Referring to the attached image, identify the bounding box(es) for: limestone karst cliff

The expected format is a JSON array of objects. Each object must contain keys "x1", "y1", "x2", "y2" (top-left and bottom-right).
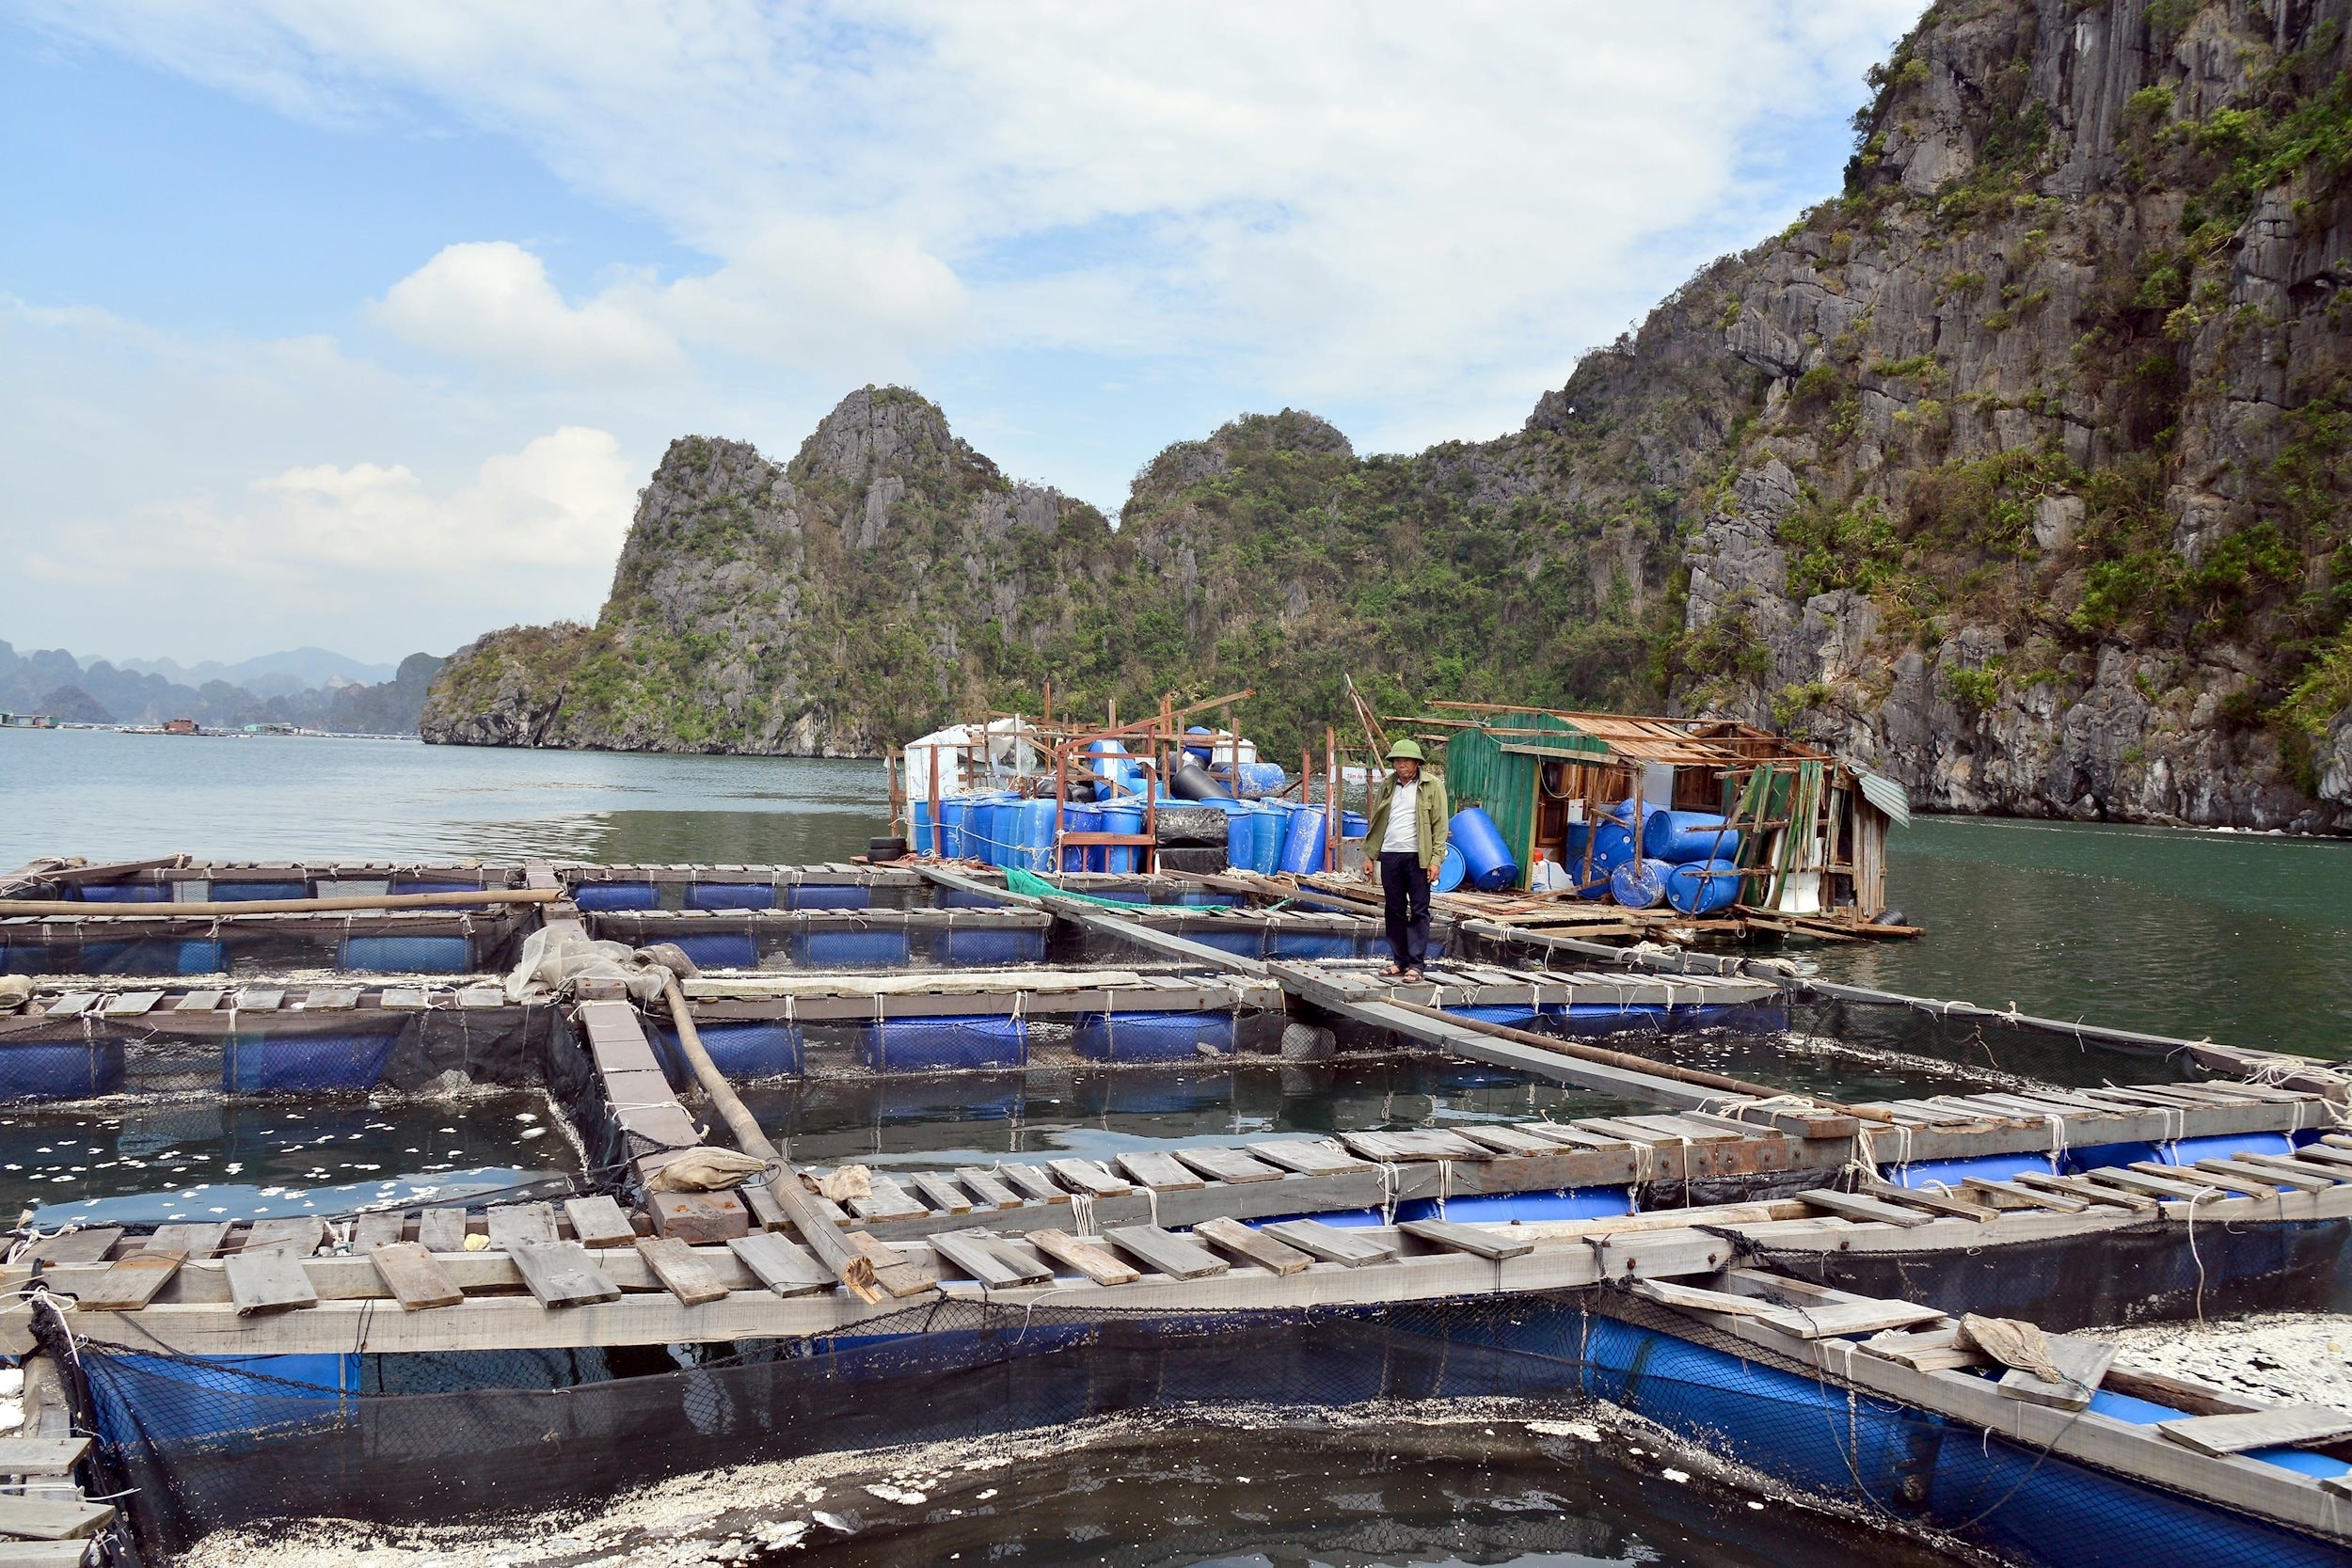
[{"x1": 425, "y1": 0, "x2": 2352, "y2": 830}]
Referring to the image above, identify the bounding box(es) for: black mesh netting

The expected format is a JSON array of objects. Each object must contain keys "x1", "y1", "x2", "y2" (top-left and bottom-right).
[{"x1": 47, "y1": 1290, "x2": 2347, "y2": 1567}]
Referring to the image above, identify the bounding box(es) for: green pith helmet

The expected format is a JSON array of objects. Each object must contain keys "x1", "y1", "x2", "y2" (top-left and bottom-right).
[{"x1": 1386, "y1": 738, "x2": 1425, "y2": 763}]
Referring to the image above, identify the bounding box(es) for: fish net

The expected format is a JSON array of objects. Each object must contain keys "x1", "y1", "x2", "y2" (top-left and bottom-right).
[{"x1": 34, "y1": 1288, "x2": 2347, "y2": 1568}]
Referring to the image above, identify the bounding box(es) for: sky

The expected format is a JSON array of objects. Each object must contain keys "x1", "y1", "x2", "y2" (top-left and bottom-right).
[{"x1": 0, "y1": 1, "x2": 1922, "y2": 668}]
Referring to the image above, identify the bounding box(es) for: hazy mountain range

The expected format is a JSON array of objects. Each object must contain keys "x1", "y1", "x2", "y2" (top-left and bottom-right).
[{"x1": 2, "y1": 641, "x2": 442, "y2": 733}]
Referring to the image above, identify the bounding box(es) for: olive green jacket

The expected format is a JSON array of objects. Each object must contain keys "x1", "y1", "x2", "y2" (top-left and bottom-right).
[{"x1": 1362, "y1": 771, "x2": 1450, "y2": 870}]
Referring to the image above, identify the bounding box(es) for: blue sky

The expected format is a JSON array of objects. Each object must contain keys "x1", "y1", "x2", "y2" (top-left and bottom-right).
[{"x1": 0, "y1": 1, "x2": 1920, "y2": 666}]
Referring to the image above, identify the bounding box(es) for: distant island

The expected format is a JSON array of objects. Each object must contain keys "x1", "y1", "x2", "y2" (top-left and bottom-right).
[{"x1": 0, "y1": 642, "x2": 445, "y2": 735}]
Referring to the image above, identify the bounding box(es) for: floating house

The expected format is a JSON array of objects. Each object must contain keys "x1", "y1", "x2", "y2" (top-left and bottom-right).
[{"x1": 1425, "y1": 704, "x2": 1907, "y2": 923}]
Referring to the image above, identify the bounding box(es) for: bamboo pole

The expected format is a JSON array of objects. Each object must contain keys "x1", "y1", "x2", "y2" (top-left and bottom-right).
[
  {"x1": 660, "y1": 977, "x2": 879, "y2": 1301},
  {"x1": 0, "y1": 889, "x2": 563, "y2": 918}
]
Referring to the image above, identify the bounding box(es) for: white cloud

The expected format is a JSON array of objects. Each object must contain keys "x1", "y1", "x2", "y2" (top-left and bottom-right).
[
  {"x1": 371, "y1": 241, "x2": 684, "y2": 377},
  {"x1": 31, "y1": 1, "x2": 1919, "y2": 420}
]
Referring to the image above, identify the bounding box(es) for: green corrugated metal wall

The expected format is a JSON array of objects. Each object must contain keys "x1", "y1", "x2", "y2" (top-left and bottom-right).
[{"x1": 1440, "y1": 712, "x2": 1593, "y2": 888}]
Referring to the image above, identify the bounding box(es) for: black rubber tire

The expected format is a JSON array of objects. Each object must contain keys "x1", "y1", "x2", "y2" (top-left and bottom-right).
[{"x1": 867, "y1": 835, "x2": 908, "y2": 863}]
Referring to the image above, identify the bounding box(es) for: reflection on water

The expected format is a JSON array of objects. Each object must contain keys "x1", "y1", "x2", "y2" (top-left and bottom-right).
[
  {"x1": 0, "y1": 729, "x2": 885, "y2": 866},
  {"x1": 1811, "y1": 815, "x2": 2352, "y2": 1057},
  {"x1": 787, "y1": 1414, "x2": 1968, "y2": 1568},
  {"x1": 0, "y1": 1091, "x2": 578, "y2": 1224}
]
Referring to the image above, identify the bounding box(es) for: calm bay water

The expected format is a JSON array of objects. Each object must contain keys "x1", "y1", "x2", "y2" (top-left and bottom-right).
[{"x1": 7, "y1": 727, "x2": 2344, "y2": 1053}]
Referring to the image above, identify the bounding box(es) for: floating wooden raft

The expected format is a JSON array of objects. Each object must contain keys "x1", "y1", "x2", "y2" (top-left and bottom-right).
[
  {"x1": 560, "y1": 863, "x2": 927, "y2": 888},
  {"x1": 9, "y1": 982, "x2": 508, "y2": 1029},
  {"x1": 1616, "y1": 1271, "x2": 2352, "y2": 1543},
  {"x1": 683, "y1": 969, "x2": 1281, "y2": 1022}
]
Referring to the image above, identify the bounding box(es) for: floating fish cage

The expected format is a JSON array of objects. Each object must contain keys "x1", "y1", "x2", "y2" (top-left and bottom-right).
[{"x1": 0, "y1": 851, "x2": 2347, "y2": 1566}]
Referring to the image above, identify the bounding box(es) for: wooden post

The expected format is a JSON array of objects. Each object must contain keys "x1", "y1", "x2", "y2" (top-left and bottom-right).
[
  {"x1": 659, "y1": 979, "x2": 878, "y2": 1301},
  {"x1": 1326, "y1": 726, "x2": 1340, "y2": 871},
  {"x1": 926, "y1": 745, "x2": 941, "y2": 858}
]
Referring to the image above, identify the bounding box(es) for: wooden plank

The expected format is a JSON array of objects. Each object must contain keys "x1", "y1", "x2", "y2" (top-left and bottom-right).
[
  {"x1": 634, "y1": 1237, "x2": 731, "y2": 1306},
  {"x1": 2172, "y1": 1162, "x2": 2281, "y2": 1198},
  {"x1": 1116, "y1": 1151, "x2": 1207, "y2": 1192},
  {"x1": 2219, "y1": 1154, "x2": 2340, "y2": 1192},
  {"x1": 953, "y1": 1167, "x2": 1025, "y2": 1209},
  {"x1": 845, "y1": 1232, "x2": 935, "y2": 1299},
  {"x1": 370, "y1": 1243, "x2": 463, "y2": 1311},
  {"x1": 1103, "y1": 1225, "x2": 1229, "y2": 1280},
  {"x1": 352, "y1": 1212, "x2": 405, "y2": 1253},
  {"x1": 1246, "y1": 1140, "x2": 1363, "y2": 1176},
  {"x1": 74, "y1": 1247, "x2": 184, "y2": 1311},
  {"x1": 929, "y1": 1229, "x2": 1045, "y2": 1289},
  {"x1": 25, "y1": 1231, "x2": 120, "y2": 1267},
  {"x1": 1171, "y1": 1146, "x2": 1284, "y2": 1184},
  {"x1": 0, "y1": 1438, "x2": 87, "y2": 1477},
  {"x1": 485, "y1": 1202, "x2": 558, "y2": 1253},
  {"x1": 1192, "y1": 1216, "x2": 1311, "y2": 1275},
  {"x1": 728, "y1": 1232, "x2": 834, "y2": 1297},
  {"x1": 233, "y1": 989, "x2": 284, "y2": 1011},
  {"x1": 1961, "y1": 1178, "x2": 2083, "y2": 1212},
  {"x1": 298, "y1": 987, "x2": 361, "y2": 1011},
  {"x1": 173, "y1": 990, "x2": 225, "y2": 1012},
  {"x1": 2090, "y1": 1167, "x2": 2222, "y2": 1202},
  {"x1": 1798, "y1": 1190, "x2": 1936, "y2": 1228},
  {"x1": 563, "y1": 1195, "x2": 638, "y2": 1250},
  {"x1": 1850, "y1": 1176, "x2": 1993, "y2": 1222},
  {"x1": 0, "y1": 1497, "x2": 112, "y2": 1542},
  {"x1": 1048, "y1": 1159, "x2": 1133, "y2": 1197},
  {"x1": 1998, "y1": 1336, "x2": 2119, "y2": 1411},
  {"x1": 910, "y1": 1173, "x2": 977, "y2": 1215},
  {"x1": 226, "y1": 1250, "x2": 319, "y2": 1316},
  {"x1": 1627, "y1": 1277, "x2": 1820, "y2": 1336},
  {"x1": 2158, "y1": 1406, "x2": 2352, "y2": 1457},
  {"x1": 100, "y1": 990, "x2": 164, "y2": 1018},
  {"x1": 1026, "y1": 1227, "x2": 1139, "y2": 1285},
  {"x1": 240, "y1": 1216, "x2": 326, "y2": 1258},
  {"x1": 1399, "y1": 1218, "x2": 1534, "y2": 1260},
  {"x1": 1262, "y1": 1220, "x2": 1399, "y2": 1267},
  {"x1": 39, "y1": 994, "x2": 97, "y2": 1019},
  {"x1": 998, "y1": 1164, "x2": 1070, "y2": 1205},
  {"x1": 141, "y1": 1221, "x2": 233, "y2": 1259},
  {"x1": 1456, "y1": 1124, "x2": 1579, "y2": 1157},
  {"x1": 418, "y1": 1208, "x2": 470, "y2": 1253},
  {"x1": 848, "y1": 1176, "x2": 930, "y2": 1222},
  {"x1": 509, "y1": 1241, "x2": 622, "y2": 1307},
  {"x1": 2009, "y1": 1171, "x2": 2155, "y2": 1212}
]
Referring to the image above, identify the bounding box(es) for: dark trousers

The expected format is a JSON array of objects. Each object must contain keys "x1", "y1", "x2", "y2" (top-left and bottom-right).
[{"x1": 1379, "y1": 850, "x2": 1431, "y2": 972}]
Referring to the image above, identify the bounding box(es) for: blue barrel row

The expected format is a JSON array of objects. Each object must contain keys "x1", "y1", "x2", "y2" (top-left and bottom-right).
[
  {"x1": 908, "y1": 793, "x2": 1375, "y2": 876},
  {"x1": 1561, "y1": 803, "x2": 1747, "y2": 913}
]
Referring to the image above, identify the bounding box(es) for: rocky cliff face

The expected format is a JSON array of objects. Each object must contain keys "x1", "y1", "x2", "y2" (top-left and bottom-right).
[
  {"x1": 425, "y1": 0, "x2": 2352, "y2": 831},
  {"x1": 1633, "y1": 0, "x2": 2352, "y2": 829}
]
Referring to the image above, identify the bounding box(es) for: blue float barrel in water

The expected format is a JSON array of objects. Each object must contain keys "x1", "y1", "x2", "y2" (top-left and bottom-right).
[
  {"x1": 1610, "y1": 857, "x2": 1672, "y2": 909},
  {"x1": 1644, "y1": 810, "x2": 1743, "y2": 864},
  {"x1": 1279, "y1": 806, "x2": 1328, "y2": 874},
  {"x1": 1664, "y1": 858, "x2": 1741, "y2": 914},
  {"x1": 1449, "y1": 806, "x2": 1518, "y2": 891},
  {"x1": 1434, "y1": 843, "x2": 1467, "y2": 893}
]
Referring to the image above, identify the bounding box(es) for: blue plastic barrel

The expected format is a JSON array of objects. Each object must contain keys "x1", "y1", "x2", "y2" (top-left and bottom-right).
[
  {"x1": 1087, "y1": 738, "x2": 1128, "y2": 780},
  {"x1": 1664, "y1": 858, "x2": 1741, "y2": 914},
  {"x1": 1279, "y1": 806, "x2": 1328, "y2": 874},
  {"x1": 1450, "y1": 806, "x2": 1518, "y2": 891},
  {"x1": 1610, "y1": 857, "x2": 1672, "y2": 909},
  {"x1": 1581, "y1": 819, "x2": 1637, "y2": 899},
  {"x1": 1434, "y1": 843, "x2": 1467, "y2": 893},
  {"x1": 938, "y1": 796, "x2": 971, "y2": 859},
  {"x1": 1015, "y1": 800, "x2": 1058, "y2": 873},
  {"x1": 966, "y1": 799, "x2": 996, "y2": 865},
  {"x1": 910, "y1": 798, "x2": 935, "y2": 857},
  {"x1": 1236, "y1": 762, "x2": 1288, "y2": 798},
  {"x1": 1341, "y1": 811, "x2": 1368, "y2": 840},
  {"x1": 1249, "y1": 802, "x2": 1288, "y2": 874},
  {"x1": 1184, "y1": 724, "x2": 1216, "y2": 764},
  {"x1": 1644, "y1": 810, "x2": 1742, "y2": 864},
  {"x1": 1226, "y1": 804, "x2": 1260, "y2": 871},
  {"x1": 1101, "y1": 804, "x2": 1145, "y2": 875},
  {"x1": 1060, "y1": 804, "x2": 1104, "y2": 872}
]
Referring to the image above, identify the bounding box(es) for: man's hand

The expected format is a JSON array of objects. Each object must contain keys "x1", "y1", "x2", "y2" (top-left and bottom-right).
[{"x1": 1361, "y1": 861, "x2": 1377, "y2": 883}]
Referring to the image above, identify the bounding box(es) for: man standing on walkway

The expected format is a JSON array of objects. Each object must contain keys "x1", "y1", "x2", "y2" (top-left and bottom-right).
[{"x1": 1360, "y1": 738, "x2": 1448, "y2": 980}]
